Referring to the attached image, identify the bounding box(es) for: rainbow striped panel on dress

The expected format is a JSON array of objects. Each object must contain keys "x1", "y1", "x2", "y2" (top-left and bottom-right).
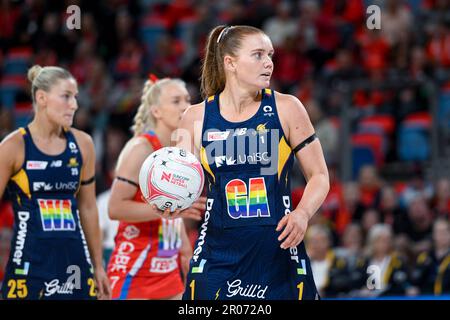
[
  {"x1": 38, "y1": 199, "x2": 76, "y2": 231},
  {"x1": 226, "y1": 178, "x2": 270, "y2": 219}
]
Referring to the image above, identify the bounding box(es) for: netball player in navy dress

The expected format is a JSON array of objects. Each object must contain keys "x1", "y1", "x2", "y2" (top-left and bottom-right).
[
  {"x1": 0, "y1": 65, "x2": 111, "y2": 299},
  {"x1": 176, "y1": 26, "x2": 330, "y2": 300}
]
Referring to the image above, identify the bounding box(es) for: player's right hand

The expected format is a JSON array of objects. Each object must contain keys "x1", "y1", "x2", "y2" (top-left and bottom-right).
[{"x1": 153, "y1": 196, "x2": 206, "y2": 221}]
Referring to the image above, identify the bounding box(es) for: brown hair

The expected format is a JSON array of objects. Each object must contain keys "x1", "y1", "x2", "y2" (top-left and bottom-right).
[
  {"x1": 131, "y1": 78, "x2": 186, "y2": 136},
  {"x1": 200, "y1": 25, "x2": 264, "y2": 99},
  {"x1": 27, "y1": 65, "x2": 75, "y2": 104}
]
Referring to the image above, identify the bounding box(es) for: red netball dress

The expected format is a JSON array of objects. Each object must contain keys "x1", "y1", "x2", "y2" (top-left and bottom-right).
[{"x1": 107, "y1": 131, "x2": 185, "y2": 299}]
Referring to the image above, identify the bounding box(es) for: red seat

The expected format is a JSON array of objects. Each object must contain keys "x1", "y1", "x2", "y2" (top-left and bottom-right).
[
  {"x1": 0, "y1": 75, "x2": 27, "y2": 88},
  {"x1": 15, "y1": 102, "x2": 32, "y2": 111},
  {"x1": 359, "y1": 114, "x2": 395, "y2": 135},
  {"x1": 7, "y1": 47, "x2": 32, "y2": 60},
  {"x1": 403, "y1": 112, "x2": 432, "y2": 129},
  {"x1": 351, "y1": 133, "x2": 385, "y2": 166}
]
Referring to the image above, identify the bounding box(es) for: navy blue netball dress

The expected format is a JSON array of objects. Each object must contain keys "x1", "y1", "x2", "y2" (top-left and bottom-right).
[
  {"x1": 1, "y1": 127, "x2": 96, "y2": 300},
  {"x1": 182, "y1": 89, "x2": 319, "y2": 300}
]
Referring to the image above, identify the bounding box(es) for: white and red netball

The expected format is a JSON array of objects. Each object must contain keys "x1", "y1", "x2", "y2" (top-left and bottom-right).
[{"x1": 139, "y1": 147, "x2": 204, "y2": 212}]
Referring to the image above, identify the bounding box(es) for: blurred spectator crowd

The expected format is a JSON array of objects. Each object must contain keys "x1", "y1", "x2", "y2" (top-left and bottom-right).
[{"x1": 1, "y1": 0, "x2": 449, "y2": 298}]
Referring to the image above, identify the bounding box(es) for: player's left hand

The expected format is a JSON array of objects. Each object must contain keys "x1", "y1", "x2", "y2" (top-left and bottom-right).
[
  {"x1": 276, "y1": 208, "x2": 309, "y2": 249},
  {"x1": 94, "y1": 267, "x2": 112, "y2": 300}
]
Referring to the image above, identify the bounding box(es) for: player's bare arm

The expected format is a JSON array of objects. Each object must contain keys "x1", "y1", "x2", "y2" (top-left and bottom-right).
[{"x1": 275, "y1": 93, "x2": 330, "y2": 249}]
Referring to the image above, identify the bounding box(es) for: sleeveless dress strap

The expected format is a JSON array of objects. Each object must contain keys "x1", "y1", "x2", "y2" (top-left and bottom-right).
[{"x1": 140, "y1": 131, "x2": 163, "y2": 151}]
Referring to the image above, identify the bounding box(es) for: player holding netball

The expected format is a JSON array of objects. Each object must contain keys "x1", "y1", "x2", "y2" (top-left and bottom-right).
[
  {"x1": 175, "y1": 25, "x2": 330, "y2": 300},
  {"x1": 107, "y1": 75, "x2": 206, "y2": 299}
]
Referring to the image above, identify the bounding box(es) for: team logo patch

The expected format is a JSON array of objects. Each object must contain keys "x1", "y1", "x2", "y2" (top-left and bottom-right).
[
  {"x1": 233, "y1": 128, "x2": 248, "y2": 136},
  {"x1": 26, "y1": 161, "x2": 48, "y2": 170},
  {"x1": 256, "y1": 123, "x2": 268, "y2": 134},
  {"x1": 69, "y1": 142, "x2": 78, "y2": 154},
  {"x1": 50, "y1": 160, "x2": 63, "y2": 168},
  {"x1": 214, "y1": 156, "x2": 236, "y2": 168},
  {"x1": 263, "y1": 105, "x2": 274, "y2": 117},
  {"x1": 67, "y1": 157, "x2": 79, "y2": 168},
  {"x1": 33, "y1": 182, "x2": 53, "y2": 191},
  {"x1": 123, "y1": 225, "x2": 140, "y2": 240},
  {"x1": 207, "y1": 131, "x2": 230, "y2": 141}
]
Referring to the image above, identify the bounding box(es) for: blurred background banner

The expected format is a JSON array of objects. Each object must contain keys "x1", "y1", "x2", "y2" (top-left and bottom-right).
[{"x1": 0, "y1": 0, "x2": 449, "y2": 299}]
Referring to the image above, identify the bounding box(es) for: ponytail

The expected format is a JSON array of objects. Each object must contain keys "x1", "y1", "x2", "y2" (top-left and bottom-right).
[
  {"x1": 132, "y1": 79, "x2": 155, "y2": 136},
  {"x1": 200, "y1": 25, "x2": 264, "y2": 99},
  {"x1": 201, "y1": 25, "x2": 227, "y2": 99}
]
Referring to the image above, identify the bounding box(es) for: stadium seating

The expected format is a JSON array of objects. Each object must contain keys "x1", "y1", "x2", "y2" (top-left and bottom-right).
[{"x1": 397, "y1": 112, "x2": 431, "y2": 161}]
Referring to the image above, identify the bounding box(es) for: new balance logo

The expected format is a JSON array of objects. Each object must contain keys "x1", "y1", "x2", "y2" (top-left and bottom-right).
[
  {"x1": 50, "y1": 160, "x2": 63, "y2": 168},
  {"x1": 233, "y1": 128, "x2": 247, "y2": 136}
]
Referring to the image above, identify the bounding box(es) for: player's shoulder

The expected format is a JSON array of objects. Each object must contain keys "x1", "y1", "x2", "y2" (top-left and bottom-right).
[
  {"x1": 0, "y1": 129, "x2": 25, "y2": 152},
  {"x1": 124, "y1": 135, "x2": 154, "y2": 159},
  {"x1": 274, "y1": 92, "x2": 309, "y2": 121},
  {"x1": 274, "y1": 92, "x2": 305, "y2": 110},
  {"x1": 183, "y1": 102, "x2": 205, "y2": 122},
  {"x1": 133, "y1": 134, "x2": 155, "y2": 150},
  {"x1": 70, "y1": 127, "x2": 94, "y2": 147},
  {"x1": 0, "y1": 129, "x2": 26, "y2": 171},
  {"x1": 115, "y1": 135, "x2": 154, "y2": 173}
]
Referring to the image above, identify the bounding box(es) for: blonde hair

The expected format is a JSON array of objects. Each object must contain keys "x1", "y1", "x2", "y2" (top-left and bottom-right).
[
  {"x1": 131, "y1": 78, "x2": 186, "y2": 136},
  {"x1": 306, "y1": 224, "x2": 332, "y2": 244},
  {"x1": 27, "y1": 65, "x2": 75, "y2": 104},
  {"x1": 365, "y1": 224, "x2": 393, "y2": 257},
  {"x1": 201, "y1": 25, "x2": 265, "y2": 99}
]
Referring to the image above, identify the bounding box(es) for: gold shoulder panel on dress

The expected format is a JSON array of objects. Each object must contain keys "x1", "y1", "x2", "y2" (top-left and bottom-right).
[
  {"x1": 11, "y1": 169, "x2": 31, "y2": 199},
  {"x1": 19, "y1": 127, "x2": 26, "y2": 135},
  {"x1": 277, "y1": 136, "x2": 292, "y2": 180},
  {"x1": 200, "y1": 146, "x2": 215, "y2": 184}
]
